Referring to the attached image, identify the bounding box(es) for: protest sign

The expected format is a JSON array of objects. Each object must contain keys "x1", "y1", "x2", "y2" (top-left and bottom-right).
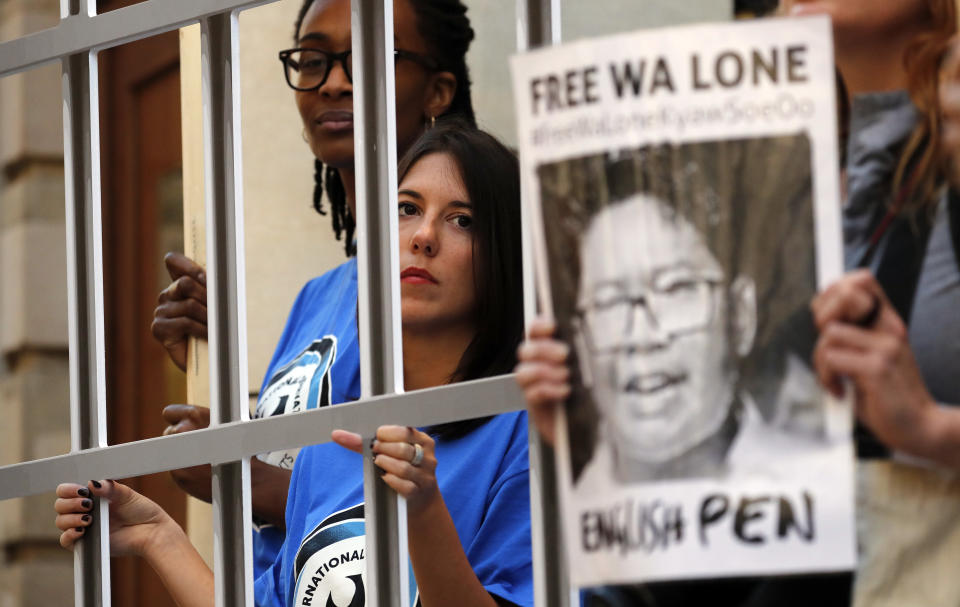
[{"x1": 512, "y1": 16, "x2": 855, "y2": 586}]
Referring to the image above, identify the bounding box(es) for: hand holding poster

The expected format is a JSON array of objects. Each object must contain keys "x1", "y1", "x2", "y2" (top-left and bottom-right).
[{"x1": 511, "y1": 17, "x2": 855, "y2": 586}]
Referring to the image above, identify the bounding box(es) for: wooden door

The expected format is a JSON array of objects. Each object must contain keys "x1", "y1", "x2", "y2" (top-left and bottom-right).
[{"x1": 98, "y1": 2, "x2": 187, "y2": 604}]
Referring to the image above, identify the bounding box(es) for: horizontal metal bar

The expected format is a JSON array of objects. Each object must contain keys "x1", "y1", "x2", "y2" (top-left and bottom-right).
[
  {"x1": 0, "y1": 375, "x2": 524, "y2": 501},
  {"x1": 0, "y1": 0, "x2": 278, "y2": 79}
]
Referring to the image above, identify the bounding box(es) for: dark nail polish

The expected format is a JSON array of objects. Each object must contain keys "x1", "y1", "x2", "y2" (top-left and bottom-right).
[
  {"x1": 77, "y1": 487, "x2": 90, "y2": 498},
  {"x1": 82, "y1": 499, "x2": 92, "y2": 509},
  {"x1": 75, "y1": 527, "x2": 84, "y2": 533},
  {"x1": 82, "y1": 514, "x2": 91, "y2": 522},
  {"x1": 377, "y1": 465, "x2": 387, "y2": 477},
  {"x1": 91, "y1": 480, "x2": 102, "y2": 489}
]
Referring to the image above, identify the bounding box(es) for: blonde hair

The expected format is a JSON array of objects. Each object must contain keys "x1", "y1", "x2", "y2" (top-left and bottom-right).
[{"x1": 893, "y1": 0, "x2": 957, "y2": 215}]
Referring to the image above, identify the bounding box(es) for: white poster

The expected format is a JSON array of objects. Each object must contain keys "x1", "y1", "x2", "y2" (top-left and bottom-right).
[{"x1": 511, "y1": 17, "x2": 855, "y2": 586}]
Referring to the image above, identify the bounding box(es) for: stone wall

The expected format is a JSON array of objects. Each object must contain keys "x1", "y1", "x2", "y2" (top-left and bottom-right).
[{"x1": 0, "y1": 1, "x2": 74, "y2": 605}]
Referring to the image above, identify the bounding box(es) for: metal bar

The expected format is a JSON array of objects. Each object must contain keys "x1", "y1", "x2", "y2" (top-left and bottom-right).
[
  {"x1": 352, "y1": 0, "x2": 406, "y2": 605},
  {"x1": 518, "y1": 0, "x2": 561, "y2": 50},
  {"x1": 0, "y1": 376, "x2": 523, "y2": 502},
  {"x1": 517, "y1": 0, "x2": 569, "y2": 605},
  {"x1": 200, "y1": 11, "x2": 252, "y2": 607},
  {"x1": 62, "y1": 43, "x2": 110, "y2": 607},
  {"x1": 0, "y1": 0, "x2": 280, "y2": 79}
]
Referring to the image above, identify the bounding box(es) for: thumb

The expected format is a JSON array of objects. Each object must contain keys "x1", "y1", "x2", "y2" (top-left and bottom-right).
[
  {"x1": 88, "y1": 479, "x2": 132, "y2": 505},
  {"x1": 162, "y1": 404, "x2": 194, "y2": 425}
]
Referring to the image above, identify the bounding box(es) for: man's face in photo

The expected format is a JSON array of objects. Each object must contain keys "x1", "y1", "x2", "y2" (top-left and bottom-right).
[{"x1": 575, "y1": 195, "x2": 755, "y2": 465}]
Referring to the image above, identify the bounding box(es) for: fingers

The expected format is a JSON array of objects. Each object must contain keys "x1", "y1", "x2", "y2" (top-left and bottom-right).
[
  {"x1": 55, "y1": 482, "x2": 99, "y2": 550},
  {"x1": 515, "y1": 359, "x2": 570, "y2": 432},
  {"x1": 515, "y1": 360, "x2": 570, "y2": 389},
  {"x1": 59, "y1": 526, "x2": 87, "y2": 550},
  {"x1": 154, "y1": 298, "x2": 208, "y2": 326},
  {"x1": 817, "y1": 348, "x2": 884, "y2": 386},
  {"x1": 372, "y1": 439, "x2": 417, "y2": 462},
  {"x1": 522, "y1": 380, "x2": 571, "y2": 409},
  {"x1": 515, "y1": 332, "x2": 568, "y2": 448},
  {"x1": 516, "y1": 337, "x2": 569, "y2": 365},
  {"x1": 157, "y1": 274, "x2": 207, "y2": 306},
  {"x1": 54, "y1": 495, "x2": 94, "y2": 515},
  {"x1": 55, "y1": 512, "x2": 93, "y2": 533},
  {"x1": 56, "y1": 482, "x2": 90, "y2": 499},
  {"x1": 378, "y1": 473, "x2": 420, "y2": 499},
  {"x1": 374, "y1": 425, "x2": 433, "y2": 448},
  {"x1": 152, "y1": 266, "x2": 208, "y2": 372},
  {"x1": 90, "y1": 479, "x2": 138, "y2": 510},
  {"x1": 163, "y1": 252, "x2": 206, "y2": 285},
  {"x1": 813, "y1": 320, "x2": 906, "y2": 397},
  {"x1": 150, "y1": 317, "x2": 207, "y2": 348},
  {"x1": 371, "y1": 426, "x2": 437, "y2": 479},
  {"x1": 330, "y1": 429, "x2": 364, "y2": 453},
  {"x1": 161, "y1": 405, "x2": 211, "y2": 435},
  {"x1": 811, "y1": 270, "x2": 880, "y2": 330},
  {"x1": 372, "y1": 451, "x2": 436, "y2": 494},
  {"x1": 526, "y1": 316, "x2": 556, "y2": 339}
]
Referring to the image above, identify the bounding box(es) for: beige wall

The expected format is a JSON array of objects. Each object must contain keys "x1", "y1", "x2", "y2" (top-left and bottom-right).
[
  {"x1": 239, "y1": 1, "x2": 347, "y2": 392},
  {"x1": 561, "y1": 0, "x2": 731, "y2": 39},
  {"x1": 0, "y1": 1, "x2": 74, "y2": 605}
]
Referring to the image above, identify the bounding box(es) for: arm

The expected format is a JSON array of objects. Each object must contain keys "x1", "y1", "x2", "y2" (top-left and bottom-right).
[
  {"x1": 332, "y1": 426, "x2": 503, "y2": 607},
  {"x1": 407, "y1": 492, "x2": 505, "y2": 607},
  {"x1": 55, "y1": 480, "x2": 214, "y2": 607},
  {"x1": 514, "y1": 317, "x2": 571, "y2": 446},
  {"x1": 163, "y1": 405, "x2": 291, "y2": 528},
  {"x1": 811, "y1": 270, "x2": 960, "y2": 468}
]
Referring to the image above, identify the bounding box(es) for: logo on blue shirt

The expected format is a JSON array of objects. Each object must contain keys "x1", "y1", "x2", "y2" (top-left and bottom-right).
[
  {"x1": 255, "y1": 336, "x2": 338, "y2": 471},
  {"x1": 294, "y1": 504, "x2": 366, "y2": 607}
]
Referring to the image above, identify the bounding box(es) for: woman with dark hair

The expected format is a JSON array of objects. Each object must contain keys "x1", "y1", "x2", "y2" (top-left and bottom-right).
[
  {"x1": 148, "y1": 0, "x2": 481, "y2": 581},
  {"x1": 56, "y1": 122, "x2": 532, "y2": 607}
]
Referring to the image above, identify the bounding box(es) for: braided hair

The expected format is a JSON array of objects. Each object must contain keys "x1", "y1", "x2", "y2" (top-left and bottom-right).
[{"x1": 294, "y1": 0, "x2": 476, "y2": 257}]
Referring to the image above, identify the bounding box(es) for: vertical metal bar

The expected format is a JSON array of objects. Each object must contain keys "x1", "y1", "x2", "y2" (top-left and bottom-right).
[
  {"x1": 518, "y1": 0, "x2": 561, "y2": 49},
  {"x1": 352, "y1": 0, "x2": 406, "y2": 605},
  {"x1": 200, "y1": 11, "x2": 253, "y2": 607},
  {"x1": 517, "y1": 0, "x2": 569, "y2": 605},
  {"x1": 62, "y1": 41, "x2": 110, "y2": 607}
]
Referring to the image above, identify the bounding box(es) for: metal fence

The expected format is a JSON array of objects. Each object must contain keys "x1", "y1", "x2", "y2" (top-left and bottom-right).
[{"x1": 0, "y1": 0, "x2": 566, "y2": 605}]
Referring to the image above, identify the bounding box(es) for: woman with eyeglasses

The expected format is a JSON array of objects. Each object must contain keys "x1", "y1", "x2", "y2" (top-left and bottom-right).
[
  {"x1": 56, "y1": 121, "x2": 533, "y2": 607},
  {"x1": 148, "y1": 0, "x2": 479, "y2": 582}
]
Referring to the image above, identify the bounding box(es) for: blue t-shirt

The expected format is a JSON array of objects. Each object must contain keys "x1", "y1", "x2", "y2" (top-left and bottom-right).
[
  {"x1": 251, "y1": 258, "x2": 362, "y2": 579},
  {"x1": 255, "y1": 411, "x2": 533, "y2": 607}
]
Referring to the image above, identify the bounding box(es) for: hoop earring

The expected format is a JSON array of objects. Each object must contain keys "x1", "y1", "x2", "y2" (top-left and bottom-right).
[
  {"x1": 302, "y1": 128, "x2": 310, "y2": 143},
  {"x1": 430, "y1": 115, "x2": 436, "y2": 129}
]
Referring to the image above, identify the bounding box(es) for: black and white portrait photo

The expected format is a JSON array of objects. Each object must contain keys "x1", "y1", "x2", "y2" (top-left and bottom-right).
[
  {"x1": 538, "y1": 135, "x2": 829, "y2": 488},
  {"x1": 512, "y1": 17, "x2": 854, "y2": 584}
]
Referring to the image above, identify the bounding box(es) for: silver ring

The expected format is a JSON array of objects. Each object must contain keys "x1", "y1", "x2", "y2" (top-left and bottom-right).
[{"x1": 409, "y1": 443, "x2": 424, "y2": 467}]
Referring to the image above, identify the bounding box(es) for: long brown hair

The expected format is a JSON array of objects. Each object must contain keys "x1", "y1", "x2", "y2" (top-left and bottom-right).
[{"x1": 894, "y1": 0, "x2": 957, "y2": 215}]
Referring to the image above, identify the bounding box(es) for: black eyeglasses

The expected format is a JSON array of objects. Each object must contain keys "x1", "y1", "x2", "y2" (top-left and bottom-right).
[{"x1": 278, "y1": 47, "x2": 439, "y2": 92}]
